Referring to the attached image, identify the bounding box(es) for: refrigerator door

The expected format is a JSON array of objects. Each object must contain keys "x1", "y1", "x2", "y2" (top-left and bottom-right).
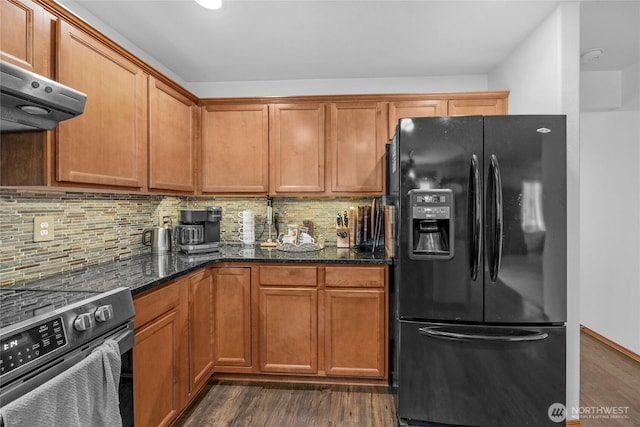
[
  {"x1": 397, "y1": 116, "x2": 484, "y2": 322},
  {"x1": 398, "y1": 321, "x2": 566, "y2": 427},
  {"x1": 483, "y1": 116, "x2": 567, "y2": 324}
]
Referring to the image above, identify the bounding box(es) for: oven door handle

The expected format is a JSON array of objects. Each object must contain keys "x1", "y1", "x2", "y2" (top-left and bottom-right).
[
  {"x1": 80, "y1": 321, "x2": 133, "y2": 355},
  {"x1": 111, "y1": 325, "x2": 134, "y2": 354},
  {"x1": 0, "y1": 321, "x2": 134, "y2": 407}
]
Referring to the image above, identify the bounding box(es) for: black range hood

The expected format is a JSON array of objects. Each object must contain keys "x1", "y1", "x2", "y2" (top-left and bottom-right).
[{"x1": 0, "y1": 60, "x2": 87, "y2": 133}]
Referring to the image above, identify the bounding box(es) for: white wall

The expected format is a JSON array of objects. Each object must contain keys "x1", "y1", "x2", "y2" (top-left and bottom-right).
[
  {"x1": 580, "y1": 61, "x2": 640, "y2": 354},
  {"x1": 488, "y1": 2, "x2": 581, "y2": 421},
  {"x1": 580, "y1": 71, "x2": 622, "y2": 111},
  {"x1": 186, "y1": 75, "x2": 488, "y2": 98}
]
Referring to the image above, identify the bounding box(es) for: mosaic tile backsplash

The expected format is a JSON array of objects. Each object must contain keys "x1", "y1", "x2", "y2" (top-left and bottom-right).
[{"x1": 0, "y1": 189, "x2": 373, "y2": 285}]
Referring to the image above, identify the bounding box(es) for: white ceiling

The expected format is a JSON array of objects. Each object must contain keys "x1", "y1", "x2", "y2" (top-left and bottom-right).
[{"x1": 58, "y1": 0, "x2": 639, "y2": 85}]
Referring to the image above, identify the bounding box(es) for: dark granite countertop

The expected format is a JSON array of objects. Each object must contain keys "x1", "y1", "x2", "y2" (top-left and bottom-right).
[{"x1": 6, "y1": 244, "x2": 390, "y2": 296}]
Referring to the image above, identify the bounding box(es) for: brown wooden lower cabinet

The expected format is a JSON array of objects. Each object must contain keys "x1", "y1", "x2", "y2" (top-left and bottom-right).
[
  {"x1": 254, "y1": 264, "x2": 387, "y2": 380},
  {"x1": 131, "y1": 263, "x2": 388, "y2": 426},
  {"x1": 324, "y1": 289, "x2": 386, "y2": 377},
  {"x1": 188, "y1": 269, "x2": 214, "y2": 395},
  {"x1": 212, "y1": 267, "x2": 252, "y2": 369},
  {"x1": 258, "y1": 287, "x2": 318, "y2": 374},
  {"x1": 324, "y1": 265, "x2": 388, "y2": 379},
  {"x1": 133, "y1": 279, "x2": 186, "y2": 427}
]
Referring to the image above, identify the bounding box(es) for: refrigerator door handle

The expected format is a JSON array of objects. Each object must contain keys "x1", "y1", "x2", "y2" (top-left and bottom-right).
[
  {"x1": 418, "y1": 326, "x2": 548, "y2": 342},
  {"x1": 488, "y1": 154, "x2": 503, "y2": 281},
  {"x1": 469, "y1": 155, "x2": 482, "y2": 281}
]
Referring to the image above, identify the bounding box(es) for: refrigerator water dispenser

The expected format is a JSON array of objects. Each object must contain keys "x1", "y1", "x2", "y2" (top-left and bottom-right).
[{"x1": 408, "y1": 189, "x2": 454, "y2": 260}]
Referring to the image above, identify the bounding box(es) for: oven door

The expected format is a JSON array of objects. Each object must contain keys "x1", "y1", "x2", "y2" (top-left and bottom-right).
[
  {"x1": 119, "y1": 334, "x2": 134, "y2": 427},
  {"x1": 1, "y1": 321, "x2": 134, "y2": 417}
]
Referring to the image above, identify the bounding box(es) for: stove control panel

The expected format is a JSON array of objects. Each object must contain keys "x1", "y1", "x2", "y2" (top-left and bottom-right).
[{"x1": 0, "y1": 317, "x2": 68, "y2": 377}]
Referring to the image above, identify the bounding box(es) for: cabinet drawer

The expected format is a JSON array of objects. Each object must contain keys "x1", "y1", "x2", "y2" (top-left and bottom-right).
[
  {"x1": 325, "y1": 266, "x2": 385, "y2": 288},
  {"x1": 133, "y1": 279, "x2": 182, "y2": 329},
  {"x1": 259, "y1": 266, "x2": 317, "y2": 287}
]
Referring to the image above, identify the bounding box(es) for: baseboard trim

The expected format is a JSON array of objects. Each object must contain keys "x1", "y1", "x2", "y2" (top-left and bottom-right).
[
  {"x1": 581, "y1": 325, "x2": 640, "y2": 363},
  {"x1": 566, "y1": 419, "x2": 581, "y2": 426},
  {"x1": 211, "y1": 373, "x2": 389, "y2": 387}
]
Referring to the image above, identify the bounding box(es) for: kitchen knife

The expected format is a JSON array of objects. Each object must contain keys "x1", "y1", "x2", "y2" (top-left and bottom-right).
[
  {"x1": 348, "y1": 207, "x2": 356, "y2": 247},
  {"x1": 274, "y1": 212, "x2": 279, "y2": 236}
]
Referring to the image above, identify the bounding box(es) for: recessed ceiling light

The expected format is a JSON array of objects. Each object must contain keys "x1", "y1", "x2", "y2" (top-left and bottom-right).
[
  {"x1": 195, "y1": 0, "x2": 222, "y2": 10},
  {"x1": 580, "y1": 48, "x2": 605, "y2": 64}
]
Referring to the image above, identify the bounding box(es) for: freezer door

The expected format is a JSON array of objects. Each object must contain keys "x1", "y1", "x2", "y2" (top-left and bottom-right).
[
  {"x1": 397, "y1": 116, "x2": 484, "y2": 322},
  {"x1": 398, "y1": 321, "x2": 566, "y2": 427},
  {"x1": 483, "y1": 116, "x2": 567, "y2": 323}
]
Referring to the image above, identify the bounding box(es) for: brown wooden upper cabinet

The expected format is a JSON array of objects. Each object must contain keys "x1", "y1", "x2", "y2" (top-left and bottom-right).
[
  {"x1": 148, "y1": 77, "x2": 197, "y2": 193},
  {"x1": 56, "y1": 20, "x2": 148, "y2": 188},
  {"x1": 0, "y1": 0, "x2": 54, "y2": 76},
  {"x1": 387, "y1": 99, "x2": 447, "y2": 140},
  {"x1": 269, "y1": 103, "x2": 325, "y2": 194},
  {"x1": 447, "y1": 97, "x2": 507, "y2": 116},
  {"x1": 329, "y1": 102, "x2": 386, "y2": 194},
  {"x1": 201, "y1": 104, "x2": 269, "y2": 193},
  {"x1": 387, "y1": 94, "x2": 508, "y2": 140}
]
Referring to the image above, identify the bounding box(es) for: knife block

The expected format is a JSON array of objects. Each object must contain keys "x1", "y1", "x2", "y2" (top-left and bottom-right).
[{"x1": 336, "y1": 227, "x2": 350, "y2": 248}]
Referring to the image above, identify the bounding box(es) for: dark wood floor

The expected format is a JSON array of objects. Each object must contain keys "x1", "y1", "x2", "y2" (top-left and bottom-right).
[
  {"x1": 174, "y1": 381, "x2": 396, "y2": 427},
  {"x1": 174, "y1": 331, "x2": 640, "y2": 426}
]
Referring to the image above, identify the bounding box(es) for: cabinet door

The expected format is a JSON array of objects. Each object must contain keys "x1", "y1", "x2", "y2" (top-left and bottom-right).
[
  {"x1": 0, "y1": 0, "x2": 51, "y2": 75},
  {"x1": 388, "y1": 100, "x2": 447, "y2": 139},
  {"x1": 188, "y1": 269, "x2": 213, "y2": 394},
  {"x1": 329, "y1": 102, "x2": 385, "y2": 193},
  {"x1": 212, "y1": 267, "x2": 251, "y2": 368},
  {"x1": 448, "y1": 98, "x2": 507, "y2": 116},
  {"x1": 134, "y1": 310, "x2": 181, "y2": 427},
  {"x1": 149, "y1": 77, "x2": 196, "y2": 192},
  {"x1": 201, "y1": 104, "x2": 268, "y2": 193},
  {"x1": 259, "y1": 287, "x2": 318, "y2": 374},
  {"x1": 57, "y1": 20, "x2": 147, "y2": 188},
  {"x1": 324, "y1": 289, "x2": 386, "y2": 378},
  {"x1": 270, "y1": 103, "x2": 325, "y2": 193}
]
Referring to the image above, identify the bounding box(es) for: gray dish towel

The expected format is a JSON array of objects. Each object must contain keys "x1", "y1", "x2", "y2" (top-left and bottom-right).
[{"x1": 0, "y1": 339, "x2": 123, "y2": 427}]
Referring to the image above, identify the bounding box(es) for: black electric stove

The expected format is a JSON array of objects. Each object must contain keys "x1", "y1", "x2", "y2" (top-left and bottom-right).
[{"x1": 0, "y1": 286, "x2": 135, "y2": 405}]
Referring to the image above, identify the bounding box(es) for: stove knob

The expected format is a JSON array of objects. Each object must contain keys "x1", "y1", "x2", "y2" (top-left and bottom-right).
[
  {"x1": 95, "y1": 305, "x2": 114, "y2": 323},
  {"x1": 74, "y1": 313, "x2": 94, "y2": 332}
]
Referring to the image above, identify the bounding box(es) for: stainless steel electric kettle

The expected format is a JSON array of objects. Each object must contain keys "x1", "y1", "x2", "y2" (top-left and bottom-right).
[{"x1": 142, "y1": 227, "x2": 172, "y2": 254}]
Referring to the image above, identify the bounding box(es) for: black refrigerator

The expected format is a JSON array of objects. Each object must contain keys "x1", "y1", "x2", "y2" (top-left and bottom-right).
[{"x1": 388, "y1": 115, "x2": 567, "y2": 427}]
